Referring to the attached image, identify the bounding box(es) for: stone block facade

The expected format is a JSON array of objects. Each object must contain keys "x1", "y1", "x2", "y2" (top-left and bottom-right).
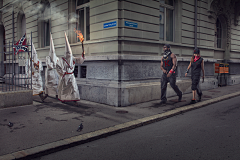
[{"x1": 0, "y1": 0, "x2": 240, "y2": 106}]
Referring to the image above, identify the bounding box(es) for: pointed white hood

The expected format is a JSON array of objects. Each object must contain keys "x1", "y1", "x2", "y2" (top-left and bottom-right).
[
  {"x1": 64, "y1": 32, "x2": 73, "y2": 68},
  {"x1": 29, "y1": 35, "x2": 38, "y2": 63},
  {"x1": 49, "y1": 33, "x2": 57, "y2": 65}
]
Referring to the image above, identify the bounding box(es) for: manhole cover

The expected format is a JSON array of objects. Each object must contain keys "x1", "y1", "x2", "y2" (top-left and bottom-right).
[{"x1": 116, "y1": 110, "x2": 128, "y2": 114}]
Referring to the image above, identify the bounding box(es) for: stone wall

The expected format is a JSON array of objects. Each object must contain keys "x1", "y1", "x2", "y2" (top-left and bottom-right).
[
  {"x1": 0, "y1": 90, "x2": 33, "y2": 108},
  {"x1": 77, "y1": 76, "x2": 219, "y2": 107}
]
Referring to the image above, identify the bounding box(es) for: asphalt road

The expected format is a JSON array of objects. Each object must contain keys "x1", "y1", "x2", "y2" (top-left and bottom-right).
[{"x1": 34, "y1": 96, "x2": 240, "y2": 160}]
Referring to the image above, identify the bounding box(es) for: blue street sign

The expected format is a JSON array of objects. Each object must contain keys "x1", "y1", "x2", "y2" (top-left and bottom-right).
[
  {"x1": 103, "y1": 21, "x2": 117, "y2": 28},
  {"x1": 125, "y1": 21, "x2": 138, "y2": 28}
]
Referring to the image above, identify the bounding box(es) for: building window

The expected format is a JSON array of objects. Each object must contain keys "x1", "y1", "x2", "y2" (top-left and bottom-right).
[
  {"x1": 74, "y1": 66, "x2": 78, "y2": 77},
  {"x1": 38, "y1": 0, "x2": 51, "y2": 48},
  {"x1": 43, "y1": 4, "x2": 50, "y2": 47},
  {"x1": 80, "y1": 66, "x2": 87, "y2": 78},
  {"x1": 19, "y1": 66, "x2": 25, "y2": 74},
  {"x1": 159, "y1": 0, "x2": 174, "y2": 42},
  {"x1": 216, "y1": 18, "x2": 222, "y2": 48},
  {"x1": 76, "y1": 0, "x2": 90, "y2": 42}
]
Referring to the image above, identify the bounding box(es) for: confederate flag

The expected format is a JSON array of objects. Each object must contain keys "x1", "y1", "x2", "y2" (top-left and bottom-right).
[{"x1": 13, "y1": 33, "x2": 28, "y2": 55}]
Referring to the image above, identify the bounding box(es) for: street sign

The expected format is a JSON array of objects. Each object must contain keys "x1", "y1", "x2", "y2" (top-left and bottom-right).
[
  {"x1": 103, "y1": 21, "x2": 117, "y2": 29},
  {"x1": 215, "y1": 63, "x2": 219, "y2": 73},
  {"x1": 124, "y1": 21, "x2": 138, "y2": 28},
  {"x1": 219, "y1": 63, "x2": 224, "y2": 73},
  {"x1": 216, "y1": 63, "x2": 229, "y2": 74},
  {"x1": 224, "y1": 63, "x2": 229, "y2": 74}
]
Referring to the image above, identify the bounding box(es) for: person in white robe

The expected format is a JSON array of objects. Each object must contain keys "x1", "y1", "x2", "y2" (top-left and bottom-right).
[
  {"x1": 56, "y1": 32, "x2": 85, "y2": 104},
  {"x1": 43, "y1": 33, "x2": 59, "y2": 100},
  {"x1": 26, "y1": 36, "x2": 44, "y2": 101}
]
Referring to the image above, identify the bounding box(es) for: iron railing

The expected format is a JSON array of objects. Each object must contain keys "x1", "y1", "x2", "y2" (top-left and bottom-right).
[{"x1": 0, "y1": 32, "x2": 32, "y2": 92}]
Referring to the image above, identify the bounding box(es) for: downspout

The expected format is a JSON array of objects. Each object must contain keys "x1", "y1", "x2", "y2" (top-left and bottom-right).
[{"x1": 194, "y1": 0, "x2": 197, "y2": 48}]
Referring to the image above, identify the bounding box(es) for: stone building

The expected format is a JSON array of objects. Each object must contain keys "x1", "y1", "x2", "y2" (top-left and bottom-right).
[{"x1": 0, "y1": 0, "x2": 240, "y2": 106}]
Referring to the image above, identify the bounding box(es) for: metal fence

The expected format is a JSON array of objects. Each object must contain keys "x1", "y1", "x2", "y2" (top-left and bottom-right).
[{"x1": 0, "y1": 33, "x2": 32, "y2": 92}]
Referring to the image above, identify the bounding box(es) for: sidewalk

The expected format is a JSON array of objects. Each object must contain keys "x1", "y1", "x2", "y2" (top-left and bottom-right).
[{"x1": 1, "y1": 84, "x2": 240, "y2": 160}]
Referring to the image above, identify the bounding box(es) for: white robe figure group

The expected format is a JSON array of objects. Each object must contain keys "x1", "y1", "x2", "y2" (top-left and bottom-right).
[{"x1": 26, "y1": 32, "x2": 85, "y2": 104}]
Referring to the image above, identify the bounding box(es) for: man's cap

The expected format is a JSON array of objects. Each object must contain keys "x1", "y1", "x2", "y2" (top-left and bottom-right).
[
  {"x1": 164, "y1": 44, "x2": 171, "y2": 48},
  {"x1": 193, "y1": 48, "x2": 200, "y2": 54}
]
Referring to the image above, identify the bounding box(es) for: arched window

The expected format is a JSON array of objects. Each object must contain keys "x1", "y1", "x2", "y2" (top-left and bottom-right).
[
  {"x1": 17, "y1": 12, "x2": 26, "y2": 40},
  {"x1": 159, "y1": 0, "x2": 174, "y2": 42},
  {"x1": 76, "y1": 0, "x2": 90, "y2": 41},
  {"x1": 17, "y1": 12, "x2": 26, "y2": 74},
  {"x1": 22, "y1": 15, "x2": 26, "y2": 35},
  {"x1": 216, "y1": 18, "x2": 222, "y2": 48}
]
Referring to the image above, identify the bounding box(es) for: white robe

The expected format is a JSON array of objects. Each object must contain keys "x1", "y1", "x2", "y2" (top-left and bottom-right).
[
  {"x1": 56, "y1": 56, "x2": 84, "y2": 102},
  {"x1": 45, "y1": 56, "x2": 59, "y2": 96},
  {"x1": 26, "y1": 59, "x2": 44, "y2": 95}
]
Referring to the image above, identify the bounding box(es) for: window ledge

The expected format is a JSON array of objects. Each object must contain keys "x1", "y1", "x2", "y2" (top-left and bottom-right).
[{"x1": 214, "y1": 48, "x2": 225, "y2": 51}]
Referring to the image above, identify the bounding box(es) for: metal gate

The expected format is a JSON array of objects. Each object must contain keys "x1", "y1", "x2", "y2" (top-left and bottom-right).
[{"x1": 0, "y1": 33, "x2": 33, "y2": 92}]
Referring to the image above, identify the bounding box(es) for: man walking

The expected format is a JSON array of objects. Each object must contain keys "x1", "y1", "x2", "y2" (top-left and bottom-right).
[{"x1": 160, "y1": 44, "x2": 182, "y2": 105}]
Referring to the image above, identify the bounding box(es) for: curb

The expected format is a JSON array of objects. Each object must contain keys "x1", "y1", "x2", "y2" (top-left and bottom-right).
[{"x1": 1, "y1": 91, "x2": 240, "y2": 160}]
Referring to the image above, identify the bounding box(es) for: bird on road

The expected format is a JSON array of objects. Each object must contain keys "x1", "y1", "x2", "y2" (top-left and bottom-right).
[
  {"x1": 77, "y1": 123, "x2": 83, "y2": 132},
  {"x1": 8, "y1": 122, "x2": 13, "y2": 127}
]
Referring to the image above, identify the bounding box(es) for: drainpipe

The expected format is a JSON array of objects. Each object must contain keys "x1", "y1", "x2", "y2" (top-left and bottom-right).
[{"x1": 194, "y1": 0, "x2": 197, "y2": 48}]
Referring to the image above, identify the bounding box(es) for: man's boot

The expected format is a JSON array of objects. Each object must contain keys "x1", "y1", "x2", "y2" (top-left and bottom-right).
[
  {"x1": 178, "y1": 92, "x2": 182, "y2": 102},
  {"x1": 198, "y1": 93, "x2": 202, "y2": 102}
]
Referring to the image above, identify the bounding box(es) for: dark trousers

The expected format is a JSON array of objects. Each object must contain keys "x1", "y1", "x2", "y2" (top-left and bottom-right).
[
  {"x1": 191, "y1": 75, "x2": 202, "y2": 96},
  {"x1": 161, "y1": 73, "x2": 182, "y2": 101}
]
